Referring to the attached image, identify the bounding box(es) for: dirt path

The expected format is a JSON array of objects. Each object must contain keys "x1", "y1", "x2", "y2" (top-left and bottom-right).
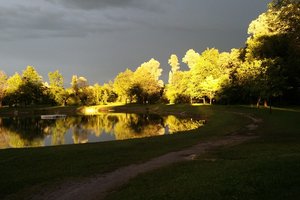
[{"x1": 30, "y1": 114, "x2": 261, "y2": 200}]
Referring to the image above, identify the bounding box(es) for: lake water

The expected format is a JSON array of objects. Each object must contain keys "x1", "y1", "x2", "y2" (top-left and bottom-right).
[{"x1": 0, "y1": 113, "x2": 205, "y2": 149}]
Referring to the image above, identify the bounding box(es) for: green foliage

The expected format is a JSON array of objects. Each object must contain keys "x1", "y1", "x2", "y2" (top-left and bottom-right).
[
  {"x1": 111, "y1": 58, "x2": 164, "y2": 104},
  {"x1": 22, "y1": 65, "x2": 42, "y2": 84},
  {"x1": 221, "y1": 0, "x2": 300, "y2": 105},
  {"x1": 113, "y1": 69, "x2": 134, "y2": 103},
  {"x1": 181, "y1": 48, "x2": 229, "y2": 103},
  {"x1": 48, "y1": 70, "x2": 66, "y2": 105},
  {"x1": 0, "y1": 71, "x2": 7, "y2": 106}
]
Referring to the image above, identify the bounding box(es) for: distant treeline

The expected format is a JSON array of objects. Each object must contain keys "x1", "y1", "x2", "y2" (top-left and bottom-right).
[{"x1": 0, "y1": 0, "x2": 299, "y2": 107}]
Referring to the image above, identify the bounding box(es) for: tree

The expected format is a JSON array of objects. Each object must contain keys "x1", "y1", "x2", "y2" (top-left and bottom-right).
[
  {"x1": 113, "y1": 69, "x2": 134, "y2": 103},
  {"x1": 182, "y1": 48, "x2": 228, "y2": 103},
  {"x1": 4, "y1": 73, "x2": 22, "y2": 106},
  {"x1": 165, "y1": 54, "x2": 190, "y2": 103},
  {"x1": 200, "y1": 75, "x2": 222, "y2": 104},
  {"x1": 18, "y1": 66, "x2": 47, "y2": 106},
  {"x1": 131, "y1": 58, "x2": 164, "y2": 104},
  {"x1": 69, "y1": 75, "x2": 90, "y2": 105},
  {"x1": 22, "y1": 65, "x2": 42, "y2": 84},
  {"x1": 101, "y1": 82, "x2": 117, "y2": 104},
  {"x1": 93, "y1": 83, "x2": 102, "y2": 105},
  {"x1": 48, "y1": 70, "x2": 66, "y2": 105},
  {"x1": 244, "y1": 0, "x2": 300, "y2": 104},
  {"x1": 165, "y1": 71, "x2": 190, "y2": 103},
  {"x1": 168, "y1": 54, "x2": 180, "y2": 84},
  {"x1": 49, "y1": 70, "x2": 64, "y2": 88},
  {"x1": 0, "y1": 71, "x2": 7, "y2": 106}
]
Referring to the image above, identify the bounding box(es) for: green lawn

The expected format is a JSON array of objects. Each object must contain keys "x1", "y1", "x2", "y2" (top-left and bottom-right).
[
  {"x1": 104, "y1": 107, "x2": 300, "y2": 200},
  {"x1": 1, "y1": 105, "x2": 298, "y2": 199},
  {"x1": 0, "y1": 104, "x2": 253, "y2": 199}
]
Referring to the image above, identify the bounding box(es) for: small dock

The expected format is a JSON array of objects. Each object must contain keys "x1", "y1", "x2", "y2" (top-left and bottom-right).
[{"x1": 41, "y1": 114, "x2": 67, "y2": 119}]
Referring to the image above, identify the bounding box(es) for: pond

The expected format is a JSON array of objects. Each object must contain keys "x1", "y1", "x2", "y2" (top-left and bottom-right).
[{"x1": 0, "y1": 113, "x2": 205, "y2": 149}]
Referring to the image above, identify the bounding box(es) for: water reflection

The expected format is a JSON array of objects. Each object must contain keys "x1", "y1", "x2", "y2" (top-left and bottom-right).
[{"x1": 0, "y1": 113, "x2": 205, "y2": 149}]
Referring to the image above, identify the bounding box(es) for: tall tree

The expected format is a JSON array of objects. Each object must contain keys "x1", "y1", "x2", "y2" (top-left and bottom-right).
[
  {"x1": 165, "y1": 54, "x2": 190, "y2": 103},
  {"x1": 18, "y1": 66, "x2": 47, "y2": 106},
  {"x1": 183, "y1": 48, "x2": 228, "y2": 103},
  {"x1": 131, "y1": 58, "x2": 164, "y2": 104},
  {"x1": 244, "y1": 0, "x2": 300, "y2": 104},
  {"x1": 49, "y1": 70, "x2": 64, "y2": 88},
  {"x1": 113, "y1": 69, "x2": 134, "y2": 103},
  {"x1": 168, "y1": 54, "x2": 180, "y2": 84},
  {"x1": 22, "y1": 65, "x2": 42, "y2": 84},
  {"x1": 0, "y1": 71, "x2": 7, "y2": 107},
  {"x1": 48, "y1": 70, "x2": 66, "y2": 105}
]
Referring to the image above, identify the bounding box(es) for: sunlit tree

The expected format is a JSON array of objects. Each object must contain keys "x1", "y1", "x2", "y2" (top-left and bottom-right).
[
  {"x1": 22, "y1": 65, "x2": 42, "y2": 84},
  {"x1": 113, "y1": 69, "x2": 134, "y2": 103},
  {"x1": 165, "y1": 54, "x2": 190, "y2": 103},
  {"x1": 69, "y1": 75, "x2": 91, "y2": 105},
  {"x1": 131, "y1": 58, "x2": 164, "y2": 104},
  {"x1": 48, "y1": 70, "x2": 66, "y2": 105},
  {"x1": 243, "y1": 0, "x2": 300, "y2": 105},
  {"x1": 182, "y1": 48, "x2": 228, "y2": 103},
  {"x1": 200, "y1": 75, "x2": 223, "y2": 104},
  {"x1": 168, "y1": 54, "x2": 180, "y2": 84},
  {"x1": 0, "y1": 71, "x2": 7, "y2": 107}
]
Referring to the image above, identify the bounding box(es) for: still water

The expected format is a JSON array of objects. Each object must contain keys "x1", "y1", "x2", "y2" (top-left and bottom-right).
[{"x1": 0, "y1": 113, "x2": 204, "y2": 149}]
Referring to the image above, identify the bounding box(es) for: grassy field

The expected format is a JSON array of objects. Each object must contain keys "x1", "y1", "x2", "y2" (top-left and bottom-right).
[
  {"x1": 1, "y1": 105, "x2": 299, "y2": 199},
  {"x1": 104, "y1": 106, "x2": 300, "y2": 200}
]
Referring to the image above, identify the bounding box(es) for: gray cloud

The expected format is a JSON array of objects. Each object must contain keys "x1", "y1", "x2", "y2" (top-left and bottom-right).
[
  {"x1": 0, "y1": 3, "x2": 138, "y2": 40},
  {"x1": 47, "y1": 0, "x2": 135, "y2": 10},
  {"x1": 0, "y1": 0, "x2": 270, "y2": 85},
  {"x1": 0, "y1": 0, "x2": 174, "y2": 41},
  {"x1": 46, "y1": 0, "x2": 166, "y2": 12}
]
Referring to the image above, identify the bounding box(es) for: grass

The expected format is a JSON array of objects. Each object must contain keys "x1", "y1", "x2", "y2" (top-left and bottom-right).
[
  {"x1": 104, "y1": 107, "x2": 300, "y2": 200},
  {"x1": 0, "y1": 104, "x2": 253, "y2": 199},
  {"x1": 2, "y1": 105, "x2": 299, "y2": 199},
  {"x1": 0, "y1": 105, "x2": 252, "y2": 199}
]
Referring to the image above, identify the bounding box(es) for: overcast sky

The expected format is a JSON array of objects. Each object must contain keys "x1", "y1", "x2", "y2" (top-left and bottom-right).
[{"x1": 0, "y1": 0, "x2": 270, "y2": 85}]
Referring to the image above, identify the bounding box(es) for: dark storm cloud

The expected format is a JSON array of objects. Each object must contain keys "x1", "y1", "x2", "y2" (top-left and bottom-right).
[
  {"x1": 47, "y1": 0, "x2": 136, "y2": 10},
  {"x1": 0, "y1": 0, "x2": 170, "y2": 41},
  {"x1": 0, "y1": 3, "x2": 136, "y2": 40},
  {"x1": 46, "y1": 0, "x2": 166, "y2": 12},
  {"x1": 0, "y1": 0, "x2": 270, "y2": 85}
]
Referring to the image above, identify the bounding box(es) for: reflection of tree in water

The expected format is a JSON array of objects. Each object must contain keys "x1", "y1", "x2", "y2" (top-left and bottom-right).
[
  {"x1": 114, "y1": 114, "x2": 165, "y2": 140},
  {"x1": 48, "y1": 119, "x2": 69, "y2": 145},
  {"x1": 0, "y1": 117, "x2": 54, "y2": 148},
  {"x1": 72, "y1": 125, "x2": 89, "y2": 144},
  {"x1": 164, "y1": 115, "x2": 205, "y2": 133},
  {"x1": 0, "y1": 113, "x2": 205, "y2": 148},
  {"x1": 4, "y1": 130, "x2": 44, "y2": 148}
]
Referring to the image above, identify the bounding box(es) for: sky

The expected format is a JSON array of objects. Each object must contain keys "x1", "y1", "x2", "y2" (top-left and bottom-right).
[{"x1": 0, "y1": 0, "x2": 270, "y2": 85}]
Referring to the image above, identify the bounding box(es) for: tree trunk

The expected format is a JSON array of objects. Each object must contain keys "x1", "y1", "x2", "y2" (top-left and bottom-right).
[
  {"x1": 264, "y1": 100, "x2": 268, "y2": 107},
  {"x1": 256, "y1": 97, "x2": 261, "y2": 108},
  {"x1": 269, "y1": 96, "x2": 272, "y2": 114}
]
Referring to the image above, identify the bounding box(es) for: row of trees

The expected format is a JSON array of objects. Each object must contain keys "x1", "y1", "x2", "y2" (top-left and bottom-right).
[
  {"x1": 0, "y1": 0, "x2": 299, "y2": 107},
  {"x1": 114, "y1": 0, "x2": 300, "y2": 106},
  {"x1": 0, "y1": 66, "x2": 118, "y2": 107}
]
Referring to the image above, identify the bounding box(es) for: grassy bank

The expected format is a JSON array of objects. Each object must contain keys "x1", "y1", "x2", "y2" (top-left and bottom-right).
[
  {"x1": 0, "y1": 103, "x2": 213, "y2": 117},
  {"x1": 105, "y1": 107, "x2": 300, "y2": 200},
  {"x1": 0, "y1": 105, "x2": 253, "y2": 199}
]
